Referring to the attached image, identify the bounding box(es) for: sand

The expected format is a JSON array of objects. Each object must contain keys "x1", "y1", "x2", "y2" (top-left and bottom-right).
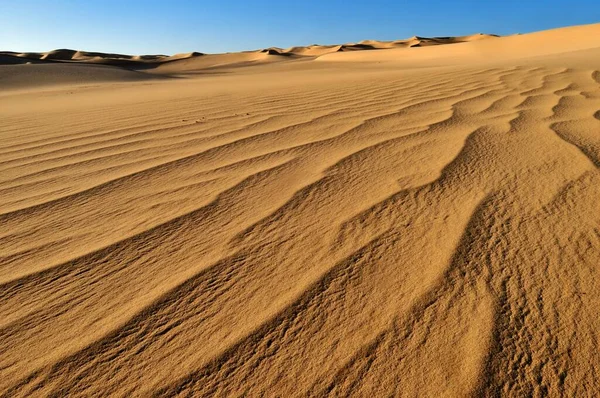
[{"x1": 1, "y1": 23, "x2": 600, "y2": 397}]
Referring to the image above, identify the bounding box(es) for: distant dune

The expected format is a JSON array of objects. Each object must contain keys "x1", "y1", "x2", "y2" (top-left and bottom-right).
[
  {"x1": 0, "y1": 33, "x2": 500, "y2": 83},
  {"x1": 1, "y1": 23, "x2": 600, "y2": 397},
  {"x1": 0, "y1": 33, "x2": 502, "y2": 89},
  {"x1": 0, "y1": 49, "x2": 204, "y2": 66},
  {"x1": 319, "y1": 24, "x2": 600, "y2": 67},
  {"x1": 0, "y1": 34, "x2": 498, "y2": 66}
]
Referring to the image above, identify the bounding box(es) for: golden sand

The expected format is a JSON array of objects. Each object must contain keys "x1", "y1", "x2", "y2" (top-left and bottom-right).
[{"x1": 1, "y1": 23, "x2": 600, "y2": 397}]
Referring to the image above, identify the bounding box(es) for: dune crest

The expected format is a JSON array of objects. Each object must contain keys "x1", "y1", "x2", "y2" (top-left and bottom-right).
[
  {"x1": 0, "y1": 49, "x2": 204, "y2": 66},
  {"x1": 0, "y1": 32, "x2": 498, "y2": 70}
]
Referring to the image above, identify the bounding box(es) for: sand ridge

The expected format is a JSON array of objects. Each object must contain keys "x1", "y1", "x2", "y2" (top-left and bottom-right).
[
  {"x1": 0, "y1": 32, "x2": 500, "y2": 81},
  {"x1": 1, "y1": 22, "x2": 600, "y2": 397},
  {"x1": 0, "y1": 33, "x2": 498, "y2": 66}
]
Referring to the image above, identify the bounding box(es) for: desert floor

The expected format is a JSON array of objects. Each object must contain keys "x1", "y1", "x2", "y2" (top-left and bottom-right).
[{"x1": 1, "y1": 24, "x2": 600, "y2": 397}]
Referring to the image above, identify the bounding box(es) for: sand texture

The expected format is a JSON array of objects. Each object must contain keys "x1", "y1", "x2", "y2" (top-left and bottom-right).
[{"x1": 1, "y1": 23, "x2": 600, "y2": 397}]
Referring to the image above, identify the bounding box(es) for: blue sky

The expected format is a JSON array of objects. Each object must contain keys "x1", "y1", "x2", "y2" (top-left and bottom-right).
[{"x1": 1, "y1": 0, "x2": 599, "y2": 55}]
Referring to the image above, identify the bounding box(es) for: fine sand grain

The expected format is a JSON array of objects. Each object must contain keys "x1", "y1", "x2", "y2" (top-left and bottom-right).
[{"x1": 1, "y1": 23, "x2": 600, "y2": 397}]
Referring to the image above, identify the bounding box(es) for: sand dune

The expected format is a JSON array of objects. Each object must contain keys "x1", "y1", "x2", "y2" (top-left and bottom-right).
[
  {"x1": 0, "y1": 49, "x2": 204, "y2": 66},
  {"x1": 1, "y1": 23, "x2": 600, "y2": 397},
  {"x1": 0, "y1": 32, "x2": 498, "y2": 77},
  {"x1": 0, "y1": 34, "x2": 495, "y2": 66},
  {"x1": 319, "y1": 24, "x2": 600, "y2": 66}
]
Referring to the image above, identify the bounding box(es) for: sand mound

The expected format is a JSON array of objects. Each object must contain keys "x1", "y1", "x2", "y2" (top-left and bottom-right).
[
  {"x1": 319, "y1": 23, "x2": 600, "y2": 66},
  {"x1": 282, "y1": 45, "x2": 342, "y2": 56},
  {"x1": 0, "y1": 49, "x2": 203, "y2": 68},
  {"x1": 149, "y1": 50, "x2": 304, "y2": 74},
  {"x1": 0, "y1": 54, "x2": 44, "y2": 65},
  {"x1": 260, "y1": 48, "x2": 296, "y2": 56},
  {"x1": 39, "y1": 49, "x2": 78, "y2": 60},
  {"x1": 1, "y1": 22, "x2": 600, "y2": 397},
  {"x1": 166, "y1": 51, "x2": 204, "y2": 60},
  {"x1": 274, "y1": 34, "x2": 500, "y2": 57},
  {"x1": 0, "y1": 31, "x2": 498, "y2": 73}
]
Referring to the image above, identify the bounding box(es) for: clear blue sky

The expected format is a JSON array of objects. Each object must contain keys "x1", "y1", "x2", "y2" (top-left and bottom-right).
[{"x1": 1, "y1": 0, "x2": 599, "y2": 55}]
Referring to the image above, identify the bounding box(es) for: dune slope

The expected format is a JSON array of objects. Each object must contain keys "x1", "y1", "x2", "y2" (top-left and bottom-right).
[
  {"x1": 1, "y1": 23, "x2": 600, "y2": 397},
  {"x1": 0, "y1": 32, "x2": 498, "y2": 79}
]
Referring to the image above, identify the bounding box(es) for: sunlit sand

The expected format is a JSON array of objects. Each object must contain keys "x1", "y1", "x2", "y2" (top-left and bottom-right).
[{"x1": 1, "y1": 23, "x2": 600, "y2": 396}]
